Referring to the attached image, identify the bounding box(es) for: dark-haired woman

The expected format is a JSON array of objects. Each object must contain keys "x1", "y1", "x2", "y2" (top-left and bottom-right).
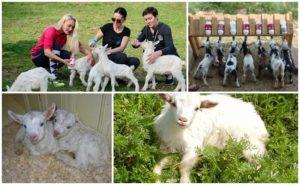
[
  {"x1": 132, "y1": 7, "x2": 179, "y2": 84},
  {"x1": 89, "y1": 7, "x2": 140, "y2": 70}
]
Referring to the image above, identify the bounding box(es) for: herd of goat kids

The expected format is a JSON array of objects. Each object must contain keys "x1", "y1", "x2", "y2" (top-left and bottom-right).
[
  {"x1": 193, "y1": 36, "x2": 296, "y2": 88},
  {"x1": 7, "y1": 41, "x2": 186, "y2": 92}
]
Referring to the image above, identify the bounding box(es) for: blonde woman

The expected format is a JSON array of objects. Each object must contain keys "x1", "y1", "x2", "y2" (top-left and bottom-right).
[{"x1": 30, "y1": 14, "x2": 94, "y2": 80}]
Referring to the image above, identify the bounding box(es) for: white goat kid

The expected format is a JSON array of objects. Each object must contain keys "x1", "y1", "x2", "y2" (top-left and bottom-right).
[
  {"x1": 154, "y1": 93, "x2": 269, "y2": 183},
  {"x1": 140, "y1": 41, "x2": 186, "y2": 91},
  {"x1": 86, "y1": 61, "x2": 104, "y2": 92},
  {"x1": 53, "y1": 109, "x2": 110, "y2": 170},
  {"x1": 92, "y1": 45, "x2": 139, "y2": 92},
  {"x1": 270, "y1": 45, "x2": 285, "y2": 88},
  {"x1": 241, "y1": 38, "x2": 256, "y2": 83},
  {"x1": 69, "y1": 52, "x2": 98, "y2": 87},
  {"x1": 7, "y1": 104, "x2": 59, "y2": 156},
  {"x1": 193, "y1": 41, "x2": 214, "y2": 86},
  {"x1": 7, "y1": 67, "x2": 55, "y2": 91}
]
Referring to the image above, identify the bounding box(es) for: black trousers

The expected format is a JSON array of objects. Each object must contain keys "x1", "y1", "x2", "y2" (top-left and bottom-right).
[
  {"x1": 108, "y1": 53, "x2": 140, "y2": 70},
  {"x1": 32, "y1": 50, "x2": 70, "y2": 73}
]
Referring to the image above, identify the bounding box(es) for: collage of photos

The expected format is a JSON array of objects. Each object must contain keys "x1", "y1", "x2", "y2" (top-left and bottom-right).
[{"x1": 2, "y1": 1, "x2": 298, "y2": 184}]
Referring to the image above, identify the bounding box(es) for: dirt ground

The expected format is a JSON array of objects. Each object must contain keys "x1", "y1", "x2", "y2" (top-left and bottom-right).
[
  {"x1": 2, "y1": 123, "x2": 111, "y2": 183},
  {"x1": 188, "y1": 21, "x2": 298, "y2": 92}
]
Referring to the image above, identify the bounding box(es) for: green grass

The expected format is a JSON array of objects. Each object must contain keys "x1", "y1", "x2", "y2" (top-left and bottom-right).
[
  {"x1": 189, "y1": 2, "x2": 298, "y2": 20},
  {"x1": 2, "y1": 2, "x2": 186, "y2": 91},
  {"x1": 114, "y1": 94, "x2": 298, "y2": 182}
]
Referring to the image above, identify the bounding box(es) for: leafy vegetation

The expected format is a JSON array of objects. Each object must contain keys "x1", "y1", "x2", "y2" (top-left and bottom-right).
[
  {"x1": 2, "y1": 2, "x2": 186, "y2": 91},
  {"x1": 189, "y1": 2, "x2": 298, "y2": 20},
  {"x1": 114, "y1": 94, "x2": 298, "y2": 182}
]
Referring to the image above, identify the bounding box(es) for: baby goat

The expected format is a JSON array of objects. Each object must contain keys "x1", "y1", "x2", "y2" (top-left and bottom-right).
[
  {"x1": 280, "y1": 39, "x2": 295, "y2": 84},
  {"x1": 256, "y1": 39, "x2": 270, "y2": 78},
  {"x1": 7, "y1": 104, "x2": 59, "y2": 156},
  {"x1": 270, "y1": 44, "x2": 285, "y2": 88},
  {"x1": 193, "y1": 41, "x2": 214, "y2": 86},
  {"x1": 241, "y1": 37, "x2": 256, "y2": 83},
  {"x1": 154, "y1": 93, "x2": 269, "y2": 183},
  {"x1": 69, "y1": 52, "x2": 98, "y2": 87},
  {"x1": 53, "y1": 109, "x2": 110, "y2": 170},
  {"x1": 215, "y1": 39, "x2": 226, "y2": 77},
  {"x1": 91, "y1": 45, "x2": 139, "y2": 92},
  {"x1": 223, "y1": 41, "x2": 240, "y2": 87},
  {"x1": 7, "y1": 67, "x2": 55, "y2": 91},
  {"x1": 140, "y1": 41, "x2": 186, "y2": 91}
]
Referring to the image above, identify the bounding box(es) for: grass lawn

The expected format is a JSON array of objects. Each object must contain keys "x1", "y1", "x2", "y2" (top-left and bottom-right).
[
  {"x1": 114, "y1": 94, "x2": 298, "y2": 182},
  {"x1": 2, "y1": 2, "x2": 186, "y2": 91}
]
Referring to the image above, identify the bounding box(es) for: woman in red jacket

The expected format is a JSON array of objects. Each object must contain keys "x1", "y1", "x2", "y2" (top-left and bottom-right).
[{"x1": 31, "y1": 14, "x2": 94, "y2": 80}]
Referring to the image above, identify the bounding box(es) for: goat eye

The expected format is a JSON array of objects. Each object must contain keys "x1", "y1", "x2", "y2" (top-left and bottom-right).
[
  {"x1": 54, "y1": 118, "x2": 57, "y2": 122},
  {"x1": 170, "y1": 102, "x2": 176, "y2": 107},
  {"x1": 23, "y1": 125, "x2": 27, "y2": 129},
  {"x1": 195, "y1": 107, "x2": 199, "y2": 111},
  {"x1": 66, "y1": 126, "x2": 71, "y2": 129},
  {"x1": 40, "y1": 123, "x2": 44, "y2": 127}
]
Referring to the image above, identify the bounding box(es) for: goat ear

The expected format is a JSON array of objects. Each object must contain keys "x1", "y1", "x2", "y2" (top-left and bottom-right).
[
  {"x1": 158, "y1": 93, "x2": 173, "y2": 103},
  {"x1": 44, "y1": 103, "x2": 57, "y2": 120},
  {"x1": 103, "y1": 44, "x2": 108, "y2": 49},
  {"x1": 200, "y1": 100, "x2": 218, "y2": 109},
  {"x1": 8, "y1": 110, "x2": 23, "y2": 123}
]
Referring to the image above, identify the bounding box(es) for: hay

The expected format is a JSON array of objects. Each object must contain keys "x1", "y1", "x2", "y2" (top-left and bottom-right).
[{"x1": 2, "y1": 123, "x2": 111, "y2": 183}]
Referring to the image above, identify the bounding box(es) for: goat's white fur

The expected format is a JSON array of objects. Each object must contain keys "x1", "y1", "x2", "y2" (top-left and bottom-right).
[
  {"x1": 53, "y1": 109, "x2": 110, "y2": 170},
  {"x1": 69, "y1": 52, "x2": 98, "y2": 87},
  {"x1": 154, "y1": 93, "x2": 269, "y2": 183},
  {"x1": 7, "y1": 104, "x2": 59, "y2": 156},
  {"x1": 243, "y1": 54, "x2": 256, "y2": 82},
  {"x1": 140, "y1": 41, "x2": 186, "y2": 91},
  {"x1": 7, "y1": 67, "x2": 54, "y2": 91}
]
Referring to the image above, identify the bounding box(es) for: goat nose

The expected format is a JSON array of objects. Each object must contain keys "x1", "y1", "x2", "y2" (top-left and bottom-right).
[
  {"x1": 179, "y1": 117, "x2": 188, "y2": 122},
  {"x1": 53, "y1": 130, "x2": 60, "y2": 137},
  {"x1": 30, "y1": 134, "x2": 38, "y2": 142}
]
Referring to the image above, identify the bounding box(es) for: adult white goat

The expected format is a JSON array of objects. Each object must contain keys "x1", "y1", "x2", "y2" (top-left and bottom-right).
[
  {"x1": 7, "y1": 67, "x2": 55, "y2": 91},
  {"x1": 154, "y1": 93, "x2": 269, "y2": 183},
  {"x1": 53, "y1": 109, "x2": 110, "y2": 170},
  {"x1": 140, "y1": 41, "x2": 185, "y2": 91},
  {"x1": 7, "y1": 104, "x2": 59, "y2": 156},
  {"x1": 89, "y1": 45, "x2": 139, "y2": 92}
]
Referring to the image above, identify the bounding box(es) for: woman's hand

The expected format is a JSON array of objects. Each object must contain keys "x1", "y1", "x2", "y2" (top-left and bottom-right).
[
  {"x1": 147, "y1": 50, "x2": 162, "y2": 64},
  {"x1": 105, "y1": 47, "x2": 112, "y2": 55},
  {"x1": 132, "y1": 39, "x2": 140, "y2": 47},
  {"x1": 62, "y1": 59, "x2": 72, "y2": 67}
]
